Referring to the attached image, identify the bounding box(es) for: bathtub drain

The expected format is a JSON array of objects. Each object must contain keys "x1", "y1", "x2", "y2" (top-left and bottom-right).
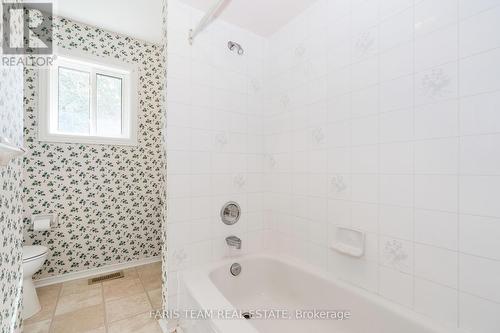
[{"x1": 242, "y1": 312, "x2": 252, "y2": 320}]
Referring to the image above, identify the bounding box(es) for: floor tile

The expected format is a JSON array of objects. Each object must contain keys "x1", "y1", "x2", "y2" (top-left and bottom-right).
[
  {"x1": 28, "y1": 263, "x2": 162, "y2": 332},
  {"x1": 122, "y1": 267, "x2": 139, "y2": 279},
  {"x1": 24, "y1": 285, "x2": 61, "y2": 324},
  {"x1": 147, "y1": 289, "x2": 163, "y2": 310},
  {"x1": 52, "y1": 305, "x2": 105, "y2": 333},
  {"x1": 103, "y1": 278, "x2": 145, "y2": 301},
  {"x1": 105, "y1": 293, "x2": 152, "y2": 323},
  {"x1": 22, "y1": 319, "x2": 51, "y2": 333},
  {"x1": 137, "y1": 264, "x2": 162, "y2": 291},
  {"x1": 107, "y1": 312, "x2": 162, "y2": 333},
  {"x1": 61, "y1": 278, "x2": 101, "y2": 297},
  {"x1": 55, "y1": 287, "x2": 102, "y2": 316}
]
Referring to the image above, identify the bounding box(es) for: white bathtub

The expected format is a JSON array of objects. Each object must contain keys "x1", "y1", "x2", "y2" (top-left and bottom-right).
[{"x1": 181, "y1": 254, "x2": 458, "y2": 333}]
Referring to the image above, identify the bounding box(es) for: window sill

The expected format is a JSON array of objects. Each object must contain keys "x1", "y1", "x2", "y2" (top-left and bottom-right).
[{"x1": 38, "y1": 133, "x2": 138, "y2": 146}]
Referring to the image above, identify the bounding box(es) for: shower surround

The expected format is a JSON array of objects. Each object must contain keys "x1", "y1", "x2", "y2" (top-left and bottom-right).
[
  {"x1": 166, "y1": 1, "x2": 500, "y2": 333},
  {"x1": 23, "y1": 16, "x2": 165, "y2": 279},
  {"x1": 165, "y1": 0, "x2": 269, "y2": 309}
]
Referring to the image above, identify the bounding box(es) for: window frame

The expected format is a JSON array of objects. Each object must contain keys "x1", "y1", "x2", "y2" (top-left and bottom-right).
[{"x1": 38, "y1": 48, "x2": 138, "y2": 146}]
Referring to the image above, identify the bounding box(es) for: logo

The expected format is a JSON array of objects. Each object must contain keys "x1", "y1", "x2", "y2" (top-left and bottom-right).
[
  {"x1": 2, "y1": 2, "x2": 54, "y2": 67},
  {"x1": 2, "y1": 2, "x2": 53, "y2": 54}
]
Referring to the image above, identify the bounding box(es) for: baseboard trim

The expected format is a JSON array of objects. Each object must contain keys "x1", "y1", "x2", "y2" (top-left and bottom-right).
[{"x1": 34, "y1": 256, "x2": 161, "y2": 288}]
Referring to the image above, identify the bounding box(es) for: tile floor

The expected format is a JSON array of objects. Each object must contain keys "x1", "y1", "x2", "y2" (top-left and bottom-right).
[{"x1": 23, "y1": 262, "x2": 163, "y2": 333}]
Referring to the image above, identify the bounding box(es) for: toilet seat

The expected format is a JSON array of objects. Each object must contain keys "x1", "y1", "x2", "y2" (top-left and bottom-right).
[{"x1": 23, "y1": 246, "x2": 48, "y2": 263}]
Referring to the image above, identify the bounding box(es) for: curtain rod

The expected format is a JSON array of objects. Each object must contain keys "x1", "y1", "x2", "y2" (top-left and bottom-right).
[{"x1": 188, "y1": 0, "x2": 228, "y2": 45}]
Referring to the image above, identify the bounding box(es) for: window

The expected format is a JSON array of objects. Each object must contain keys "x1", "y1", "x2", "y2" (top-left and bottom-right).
[{"x1": 39, "y1": 50, "x2": 138, "y2": 145}]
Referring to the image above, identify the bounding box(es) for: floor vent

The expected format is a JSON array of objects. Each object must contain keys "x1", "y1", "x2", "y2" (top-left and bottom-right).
[{"x1": 88, "y1": 271, "x2": 124, "y2": 285}]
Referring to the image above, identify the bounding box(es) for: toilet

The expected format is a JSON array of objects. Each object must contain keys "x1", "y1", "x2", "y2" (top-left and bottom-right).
[{"x1": 22, "y1": 245, "x2": 48, "y2": 319}]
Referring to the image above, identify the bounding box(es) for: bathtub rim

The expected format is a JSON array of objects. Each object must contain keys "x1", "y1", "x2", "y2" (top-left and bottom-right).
[{"x1": 181, "y1": 253, "x2": 462, "y2": 333}]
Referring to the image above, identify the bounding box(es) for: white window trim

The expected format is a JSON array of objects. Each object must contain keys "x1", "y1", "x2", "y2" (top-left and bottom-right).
[{"x1": 38, "y1": 48, "x2": 139, "y2": 146}]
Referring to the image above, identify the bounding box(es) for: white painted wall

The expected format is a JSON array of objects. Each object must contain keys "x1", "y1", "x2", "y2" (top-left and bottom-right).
[
  {"x1": 179, "y1": 0, "x2": 318, "y2": 36},
  {"x1": 52, "y1": 0, "x2": 164, "y2": 43}
]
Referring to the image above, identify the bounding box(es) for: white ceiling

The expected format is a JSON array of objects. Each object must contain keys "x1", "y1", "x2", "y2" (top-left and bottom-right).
[
  {"x1": 51, "y1": 0, "x2": 164, "y2": 44},
  {"x1": 180, "y1": 0, "x2": 318, "y2": 36}
]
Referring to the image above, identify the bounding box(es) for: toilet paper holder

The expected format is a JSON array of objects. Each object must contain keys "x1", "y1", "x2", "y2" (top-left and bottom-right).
[{"x1": 31, "y1": 214, "x2": 58, "y2": 231}]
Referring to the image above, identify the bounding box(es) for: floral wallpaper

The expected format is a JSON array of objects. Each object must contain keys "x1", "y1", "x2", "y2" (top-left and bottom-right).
[
  {"x1": 23, "y1": 17, "x2": 165, "y2": 279},
  {"x1": 0, "y1": 3, "x2": 25, "y2": 333}
]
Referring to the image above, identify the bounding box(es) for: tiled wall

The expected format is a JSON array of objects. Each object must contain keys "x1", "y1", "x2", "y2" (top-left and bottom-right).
[
  {"x1": 264, "y1": 0, "x2": 500, "y2": 332},
  {"x1": 165, "y1": 0, "x2": 270, "y2": 306},
  {"x1": 0, "y1": 2, "x2": 25, "y2": 331},
  {"x1": 23, "y1": 17, "x2": 165, "y2": 279}
]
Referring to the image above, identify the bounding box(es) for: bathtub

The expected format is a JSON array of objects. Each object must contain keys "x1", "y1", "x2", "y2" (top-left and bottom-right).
[{"x1": 181, "y1": 254, "x2": 458, "y2": 333}]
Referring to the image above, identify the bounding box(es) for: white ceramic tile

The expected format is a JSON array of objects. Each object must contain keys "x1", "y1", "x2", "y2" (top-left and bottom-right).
[
  {"x1": 380, "y1": 0, "x2": 413, "y2": 20},
  {"x1": 460, "y1": 48, "x2": 500, "y2": 96},
  {"x1": 379, "y1": 267, "x2": 414, "y2": 307},
  {"x1": 414, "y1": 99, "x2": 459, "y2": 139},
  {"x1": 380, "y1": 7, "x2": 414, "y2": 51},
  {"x1": 460, "y1": 90, "x2": 500, "y2": 136},
  {"x1": 414, "y1": 278, "x2": 458, "y2": 327},
  {"x1": 328, "y1": 41, "x2": 352, "y2": 72},
  {"x1": 351, "y1": 174, "x2": 379, "y2": 203},
  {"x1": 328, "y1": 199, "x2": 352, "y2": 226},
  {"x1": 414, "y1": 243, "x2": 458, "y2": 288},
  {"x1": 414, "y1": 138, "x2": 459, "y2": 174},
  {"x1": 351, "y1": 57, "x2": 379, "y2": 90},
  {"x1": 380, "y1": 75, "x2": 414, "y2": 112},
  {"x1": 415, "y1": 24, "x2": 458, "y2": 72},
  {"x1": 352, "y1": 0, "x2": 379, "y2": 31},
  {"x1": 380, "y1": 236, "x2": 413, "y2": 274},
  {"x1": 327, "y1": 120, "x2": 352, "y2": 148},
  {"x1": 327, "y1": 0, "x2": 352, "y2": 20},
  {"x1": 460, "y1": 5, "x2": 500, "y2": 58},
  {"x1": 329, "y1": 254, "x2": 379, "y2": 292},
  {"x1": 352, "y1": 115, "x2": 379, "y2": 146},
  {"x1": 380, "y1": 205, "x2": 413, "y2": 240},
  {"x1": 460, "y1": 293, "x2": 500, "y2": 333},
  {"x1": 460, "y1": 214, "x2": 500, "y2": 260},
  {"x1": 459, "y1": 0, "x2": 500, "y2": 19},
  {"x1": 415, "y1": 209, "x2": 458, "y2": 250},
  {"x1": 328, "y1": 66, "x2": 352, "y2": 96},
  {"x1": 351, "y1": 202, "x2": 379, "y2": 233},
  {"x1": 415, "y1": 62, "x2": 458, "y2": 106},
  {"x1": 327, "y1": 93, "x2": 351, "y2": 122},
  {"x1": 460, "y1": 176, "x2": 500, "y2": 217},
  {"x1": 327, "y1": 147, "x2": 351, "y2": 174},
  {"x1": 415, "y1": 0, "x2": 458, "y2": 36},
  {"x1": 380, "y1": 42, "x2": 414, "y2": 82},
  {"x1": 415, "y1": 175, "x2": 458, "y2": 212},
  {"x1": 380, "y1": 142, "x2": 414, "y2": 174},
  {"x1": 351, "y1": 145, "x2": 379, "y2": 174},
  {"x1": 380, "y1": 109, "x2": 414, "y2": 143},
  {"x1": 460, "y1": 254, "x2": 500, "y2": 303},
  {"x1": 460, "y1": 134, "x2": 500, "y2": 175},
  {"x1": 351, "y1": 27, "x2": 379, "y2": 62},
  {"x1": 351, "y1": 86, "x2": 379, "y2": 118},
  {"x1": 380, "y1": 175, "x2": 414, "y2": 207}
]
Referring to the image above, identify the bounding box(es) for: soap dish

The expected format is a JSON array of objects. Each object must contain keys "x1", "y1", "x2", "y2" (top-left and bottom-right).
[{"x1": 330, "y1": 227, "x2": 365, "y2": 258}]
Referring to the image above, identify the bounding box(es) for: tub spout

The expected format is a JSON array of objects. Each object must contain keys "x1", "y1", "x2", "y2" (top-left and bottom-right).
[{"x1": 226, "y1": 236, "x2": 242, "y2": 250}]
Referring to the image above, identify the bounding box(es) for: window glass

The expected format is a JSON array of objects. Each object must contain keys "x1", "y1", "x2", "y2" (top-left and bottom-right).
[
  {"x1": 58, "y1": 67, "x2": 91, "y2": 135},
  {"x1": 96, "y1": 74, "x2": 123, "y2": 137}
]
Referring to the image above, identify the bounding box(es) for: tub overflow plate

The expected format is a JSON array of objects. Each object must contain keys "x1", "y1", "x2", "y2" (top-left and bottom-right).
[{"x1": 230, "y1": 263, "x2": 242, "y2": 276}]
